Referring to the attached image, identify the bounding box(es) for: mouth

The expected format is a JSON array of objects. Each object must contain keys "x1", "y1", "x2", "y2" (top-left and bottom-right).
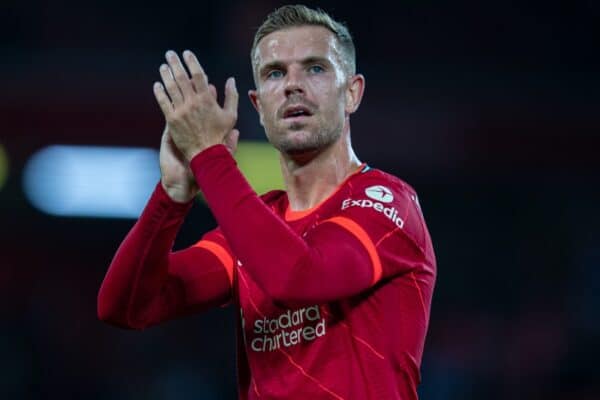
[{"x1": 282, "y1": 105, "x2": 313, "y2": 120}]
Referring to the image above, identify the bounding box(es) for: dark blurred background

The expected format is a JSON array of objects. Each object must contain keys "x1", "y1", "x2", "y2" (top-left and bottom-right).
[{"x1": 1, "y1": 0, "x2": 599, "y2": 399}]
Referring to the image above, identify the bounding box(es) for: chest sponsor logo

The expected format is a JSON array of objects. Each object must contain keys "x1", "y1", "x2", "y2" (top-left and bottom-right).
[
  {"x1": 365, "y1": 185, "x2": 394, "y2": 203},
  {"x1": 247, "y1": 305, "x2": 326, "y2": 352},
  {"x1": 342, "y1": 197, "x2": 405, "y2": 228}
]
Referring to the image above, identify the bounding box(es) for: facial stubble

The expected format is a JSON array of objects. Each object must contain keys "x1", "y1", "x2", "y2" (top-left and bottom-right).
[{"x1": 267, "y1": 115, "x2": 343, "y2": 156}]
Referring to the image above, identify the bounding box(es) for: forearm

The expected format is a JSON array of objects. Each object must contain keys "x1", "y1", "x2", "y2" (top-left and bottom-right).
[
  {"x1": 97, "y1": 183, "x2": 193, "y2": 329},
  {"x1": 191, "y1": 145, "x2": 373, "y2": 304}
]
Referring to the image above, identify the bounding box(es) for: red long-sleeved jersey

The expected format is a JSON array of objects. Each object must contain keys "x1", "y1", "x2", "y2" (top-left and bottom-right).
[{"x1": 98, "y1": 144, "x2": 436, "y2": 399}]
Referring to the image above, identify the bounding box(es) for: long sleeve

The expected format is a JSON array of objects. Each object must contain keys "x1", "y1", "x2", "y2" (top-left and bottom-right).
[
  {"x1": 190, "y1": 145, "x2": 428, "y2": 306},
  {"x1": 97, "y1": 182, "x2": 233, "y2": 329}
]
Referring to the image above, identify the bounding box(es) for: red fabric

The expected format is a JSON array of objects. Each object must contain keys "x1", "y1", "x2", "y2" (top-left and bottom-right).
[
  {"x1": 98, "y1": 144, "x2": 437, "y2": 399},
  {"x1": 97, "y1": 183, "x2": 232, "y2": 329},
  {"x1": 190, "y1": 145, "x2": 376, "y2": 305}
]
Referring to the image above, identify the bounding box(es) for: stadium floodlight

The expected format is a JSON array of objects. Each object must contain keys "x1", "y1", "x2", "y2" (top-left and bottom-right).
[{"x1": 23, "y1": 145, "x2": 160, "y2": 219}]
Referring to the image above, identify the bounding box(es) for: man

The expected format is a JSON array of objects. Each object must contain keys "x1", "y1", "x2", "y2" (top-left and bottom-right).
[{"x1": 98, "y1": 5, "x2": 436, "y2": 399}]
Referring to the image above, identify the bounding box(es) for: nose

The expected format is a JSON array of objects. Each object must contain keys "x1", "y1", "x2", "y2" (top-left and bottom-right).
[{"x1": 284, "y1": 67, "x2": 305, "y2": 97}]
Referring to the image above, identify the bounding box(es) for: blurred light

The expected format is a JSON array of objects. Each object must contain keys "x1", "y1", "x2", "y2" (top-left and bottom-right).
[
  {"x1": 0, "y1": 143, "x2": 7, "y2": 191},
  {"x1": 235, "y1": 141, "x2": 284, "y2": 194},
  {"x1": 23, "y1": 145, "x2": 160, "y2": 218}
]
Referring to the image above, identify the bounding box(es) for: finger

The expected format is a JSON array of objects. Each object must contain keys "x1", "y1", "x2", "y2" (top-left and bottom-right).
[
  {"x1": 223, "y1": 77, "x2": 239, "y2": 117},
  {"x1": 165, "y1": 50, "x2": 195, "y2": 99},
  {"x1": 223, "y1": 129, "x2": 240, "y2": 154},
  {"x1": 159, "y1": 64, "x2": 183, "y2": 106},
  {"x1": 153, "y1": 82, "x2": 173, "y2": 116},
  {"x1": 208, "y1": 84, "x2": 217, "y2": 101},
  {"x1": 183, "y1": 50, "x2": 209, "y2": 93}
]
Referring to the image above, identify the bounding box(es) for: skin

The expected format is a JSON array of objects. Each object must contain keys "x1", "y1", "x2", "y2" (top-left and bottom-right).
[
  {"x1": 154, "y1": 50, "x2": 239, "y2": 202},
  {"x1": 154, "y1": 25, "x2": 366, "y2": 210}
]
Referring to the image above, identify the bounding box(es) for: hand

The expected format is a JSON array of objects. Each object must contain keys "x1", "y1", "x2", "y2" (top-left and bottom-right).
[
  {"x1": 159, "y1": 123, "x2": 240, "y2": 203},
  {"x1": 153, "y1": 50, "x2": 239, "y2": 161},
  {"x1": 158, "y1": 117, "x2": 240, "y2": 204},
  {"x1": 159, "y1": 125, "x2": 198, "y2": 203}
]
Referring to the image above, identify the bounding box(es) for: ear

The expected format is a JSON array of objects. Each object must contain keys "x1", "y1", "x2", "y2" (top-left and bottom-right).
[
  {"x1": 345, "y1": 74, "x2": 365, "y2": 115},
  {"x1": 248, "y1": 89, "x2": 264, "y2": 126}
]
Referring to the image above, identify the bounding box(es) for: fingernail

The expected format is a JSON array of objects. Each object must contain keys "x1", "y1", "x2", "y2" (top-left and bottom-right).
[
  {"x1": 165, "y1": 50, "x2": 175, "y2": 58},
  {"x1": 183, "y1": 49, "x2": 191, "y2": 58}
]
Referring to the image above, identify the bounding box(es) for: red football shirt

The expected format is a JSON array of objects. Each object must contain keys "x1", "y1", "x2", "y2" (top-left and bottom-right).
[{"x1": 98, "y1": 145, "x2": 436, "y2": 400}]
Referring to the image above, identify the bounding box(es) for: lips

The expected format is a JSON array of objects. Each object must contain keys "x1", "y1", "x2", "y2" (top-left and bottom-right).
[{"x1": 282, "y1": 105, "x2": 313, "y2": 119}]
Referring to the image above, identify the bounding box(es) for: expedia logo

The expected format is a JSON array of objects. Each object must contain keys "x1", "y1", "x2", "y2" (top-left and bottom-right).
[
  {"x1": 341, "y1": 198, "x2": 405, "y2": 228},
  {"x1": 365, "y1": 185, "x2": 393, "y2": 203}
]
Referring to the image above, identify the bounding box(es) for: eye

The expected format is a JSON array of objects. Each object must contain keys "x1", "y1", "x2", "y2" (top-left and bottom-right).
[
  {"x1": 266, "y1": 70, "x2": 284, "y2": 79},
  {"x1": 308, "y1": 65, "x2": 325, "y2": 74}
]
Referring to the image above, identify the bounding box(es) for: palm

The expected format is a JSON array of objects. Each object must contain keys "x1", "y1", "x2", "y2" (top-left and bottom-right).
[{"x1": 159, "y1": 126, "x2": 197, "y2": 202}]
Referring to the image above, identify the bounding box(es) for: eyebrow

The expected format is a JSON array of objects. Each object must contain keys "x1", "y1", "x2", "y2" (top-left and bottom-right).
[{"x1": 258, "y1": 56, "x2": 332, "y2": 78}]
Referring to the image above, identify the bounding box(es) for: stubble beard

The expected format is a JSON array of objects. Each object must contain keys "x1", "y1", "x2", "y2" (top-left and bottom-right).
[{"x1": 267, "y1": 118, "x2": 343, "y2": 156}]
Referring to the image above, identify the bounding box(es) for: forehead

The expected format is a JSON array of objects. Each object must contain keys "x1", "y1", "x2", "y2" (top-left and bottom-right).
[{"x1": 255, "y1": 25, "x2": 341, "y2": 66}]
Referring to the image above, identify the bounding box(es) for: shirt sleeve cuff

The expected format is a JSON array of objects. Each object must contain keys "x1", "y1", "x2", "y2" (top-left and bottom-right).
[
  {"x1": 146, "y1": 181, "x2": 195, "y2": 219},
  {"x1": 189, "y1": 144, "x2": 233, "y2": 172}
]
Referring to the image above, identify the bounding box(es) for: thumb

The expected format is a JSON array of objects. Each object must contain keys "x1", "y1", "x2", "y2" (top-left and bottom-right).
[
  {"x1": 160, "y1": 124, "x2": 171, "y2": 146},
  {"x1": 223, "y1": 129, "x2": 240, "y2": 154},
  {"x1": 223, "y1": 77, "x2": 239, "y2": 118}
]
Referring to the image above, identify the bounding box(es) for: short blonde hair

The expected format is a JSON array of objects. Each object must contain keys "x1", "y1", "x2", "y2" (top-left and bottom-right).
[{"x1": 251, "y1": 5, "x2": 356, "y2": 81}]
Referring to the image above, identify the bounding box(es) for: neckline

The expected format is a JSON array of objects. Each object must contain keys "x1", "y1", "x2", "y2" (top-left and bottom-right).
[{"x1": 284, "y1": 163, "x2": 367, "y2": 221}]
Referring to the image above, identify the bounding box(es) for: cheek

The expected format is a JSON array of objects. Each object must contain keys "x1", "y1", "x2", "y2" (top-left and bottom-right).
[
  {"x1": 313, "y1": 82, "x2": 345, "y2": 115},
  {"x1": 309, "y1": 75, "x2": 334, "y2": 95},
  {"x1": 258, "y1": 87, "x2": 280, "y2": 118}
]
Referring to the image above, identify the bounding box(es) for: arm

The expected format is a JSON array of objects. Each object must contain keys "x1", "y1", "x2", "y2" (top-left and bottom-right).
[
  {"x1": 98, "y1": 47, "x2": 241, "y2": 330},
  {"x1": 149, "y1": 50, "x2": 428, "y2": 305},
  {"x1": 191, "y1": 145, "x2": 428, "y2": 305},
  {"x1": 97, "y1": 183, "x2": 233, "y2": 329}
]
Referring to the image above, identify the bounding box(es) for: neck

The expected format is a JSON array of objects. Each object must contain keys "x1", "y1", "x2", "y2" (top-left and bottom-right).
[{"x1": 280, "y1": 124, "x2": 362, "y2": 211}]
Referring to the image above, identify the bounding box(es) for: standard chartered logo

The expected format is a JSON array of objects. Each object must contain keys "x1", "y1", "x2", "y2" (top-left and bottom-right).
[{"x1": 250, "y1": 305, "x2": 326, "y2": 352}]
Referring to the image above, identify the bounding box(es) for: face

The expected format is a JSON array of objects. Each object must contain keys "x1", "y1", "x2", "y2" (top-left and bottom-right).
[{"x1": 249, "y1": 26, "x2": 363, "y2": 155}]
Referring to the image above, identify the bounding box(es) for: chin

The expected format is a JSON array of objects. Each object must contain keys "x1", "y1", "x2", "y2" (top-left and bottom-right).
[
  {"x1": 266, "y1": 123, "x2": 341, "y2": 155},
  {"x1": 279, "y1": 130, "x2": 316, "y2": 150},
  {"x1": 280, "y1": 134, "x2": 340, "y2": 157}
]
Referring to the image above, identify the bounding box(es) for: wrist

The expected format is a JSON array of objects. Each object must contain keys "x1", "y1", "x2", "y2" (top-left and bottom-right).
[
  {"x1": 160, "y1": 179, "x2": 197, "y2": 204},
  {"x1": 184, "y1": 141, "x2": 219, "y2": 162}
]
